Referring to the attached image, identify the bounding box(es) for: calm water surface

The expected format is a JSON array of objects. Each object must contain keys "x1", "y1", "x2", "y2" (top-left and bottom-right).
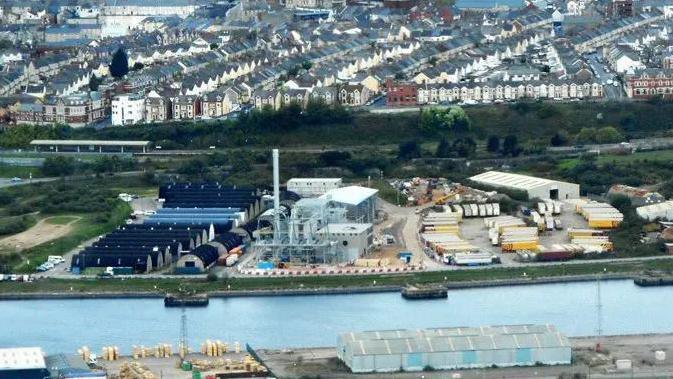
[{"x1": 0, "y1": 280, "x2": 670, "y2": 353}]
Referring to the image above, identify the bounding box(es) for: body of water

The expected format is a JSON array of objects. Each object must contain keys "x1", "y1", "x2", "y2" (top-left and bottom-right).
[{"x1": 1, "y1": 280, "x2": 671, "y2": 353}]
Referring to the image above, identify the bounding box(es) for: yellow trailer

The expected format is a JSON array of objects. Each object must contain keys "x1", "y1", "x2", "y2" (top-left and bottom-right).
[
  {"x1": 588, "y1": 219, "x2": 622, "y2": 228},
  {"x1": 501, "y1": 240, "x2": 539, "y2": 252}
]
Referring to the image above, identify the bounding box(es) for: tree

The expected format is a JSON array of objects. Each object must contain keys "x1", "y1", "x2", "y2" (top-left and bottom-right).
[
  {"x1": 398, "y1": 140, "x2": 421, "y2": 160},
  {"x1": 502, "y1": 135, "x2": 521, "y2": 157},
  {"x1": 550, "y1": 131, "x2": 569, "y2": 147},
  {"x1": 436, "y1": 137, "x2": 451, "y2": 158},
  {"x1": 109, "y1": 48, "x2": 129, "y2": 79},
  {"x1": 88, "y1": 75, "x2": 102, "y2": 91},
  {"x1": 595, "y1": 126, "x2": 624, "y2": 144},
  {"x1": 453, "y1": 137, "x2": 476, "y2": 157},
  {"x1": 132, "y1": 62, "x2": 144, "y2": 71},
  {"x1": 209, "y1": 43, "x2": 219, "y2": 50},
  {"x1": 42, "y1": 156, "x2": 75, "y2": 177},
  {"x1": 486, "y1": 135, "x2": 500, "y2": 153},
  {"x1": 419, "y1": 106, "x2": 471, "y2": 133},
  {"x1": 575, "y1": 128, "x2": 597, "y2": 144},
  {"x1": 301, "y1": 61, "x2": 313, "y2": 70}
]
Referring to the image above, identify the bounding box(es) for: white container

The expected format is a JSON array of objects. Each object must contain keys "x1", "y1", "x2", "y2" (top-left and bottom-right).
[
  {"x1": 655, "y1": 350, "x2": 666, "y2": 361},
  {"x1": 616, "y1": 359, "x2": 632, "y2": 371}
]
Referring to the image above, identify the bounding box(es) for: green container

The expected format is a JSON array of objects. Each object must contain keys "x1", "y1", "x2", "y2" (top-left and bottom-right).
[
  {"x1": 181, "y1": 361, "x2": 192, "y2": 371},
  {"x1": 192, "y1": 370, "x2": 201, "y2": 379}
]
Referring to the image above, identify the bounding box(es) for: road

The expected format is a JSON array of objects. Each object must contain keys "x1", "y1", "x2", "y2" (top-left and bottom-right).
[{"x1": 587, "y1": 52, "x2": 625, "y2": 100}]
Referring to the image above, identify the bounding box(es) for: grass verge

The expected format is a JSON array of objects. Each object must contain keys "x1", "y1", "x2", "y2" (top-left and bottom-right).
[{"x1": 1, "y1": 258, "x2": 671, "y2": 294}]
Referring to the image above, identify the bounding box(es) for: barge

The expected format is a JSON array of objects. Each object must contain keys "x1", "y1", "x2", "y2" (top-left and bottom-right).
[
  {"x1": 401, "y1": 285, "x2": 447, "y2": 300},
  {"x1": 164, "y1": 293, "x2": 209, "y2": 307},
  {"x1": 634, "y1": 276, "x2": 673, "y2": 287}
]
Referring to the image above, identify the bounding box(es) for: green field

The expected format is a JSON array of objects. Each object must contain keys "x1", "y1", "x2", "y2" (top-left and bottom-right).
[{"x1": 0, "y1": 164, "x2": 42, "y2": 179}]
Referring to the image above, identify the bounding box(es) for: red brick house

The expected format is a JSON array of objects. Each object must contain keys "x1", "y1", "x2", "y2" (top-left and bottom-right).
[{"x1": 386, "y1": 79, "x2": 418, "y2": 106}]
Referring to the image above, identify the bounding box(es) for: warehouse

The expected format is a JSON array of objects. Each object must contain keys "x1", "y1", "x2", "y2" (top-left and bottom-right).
[
  {"x1": 337, "y1": 324, "x2": 571, "y2": 373},
  {"x1": 30, "y1": 139, "x2": 150, "y2": 153},
  {"x1": 287, "y1": 178, "x2": 343, "y2": 198},
  {"x1": 70, "y1": 224, "x2": 210, "y2": 274},
  {"x1": 159, "y1": 183, "x2": 263, "y2": 221},
  {"x1": 469, "y1": 171, "x2": 580, "y2": 200},
  {"x1": 321, "y1": 186, "x2": 378, "y2": 223},
  {"x1": 0, "y1": 347, "x2": 49, "y2": 379}
]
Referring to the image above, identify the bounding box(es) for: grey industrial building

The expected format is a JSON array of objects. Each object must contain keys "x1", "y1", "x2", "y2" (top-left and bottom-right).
[
  {"x1": 337, "y1": 325, "x2": 571, "y2": 373},
  {"x1": 321, "y1": 185, "x2": 378, "y2": 223},
  {"x1": 469, "y1": 171, "x2": 580, "y2": 200}
]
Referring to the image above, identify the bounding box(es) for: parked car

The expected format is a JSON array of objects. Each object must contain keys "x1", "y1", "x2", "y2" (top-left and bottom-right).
[{"x1": 10, "y1": 177, "x2": 21, "y2": 183}]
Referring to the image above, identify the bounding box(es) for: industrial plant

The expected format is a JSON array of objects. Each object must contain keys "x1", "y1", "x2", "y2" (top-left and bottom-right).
[{"x1": 251, "y1": 150, "x2": 376, "y2": 265}]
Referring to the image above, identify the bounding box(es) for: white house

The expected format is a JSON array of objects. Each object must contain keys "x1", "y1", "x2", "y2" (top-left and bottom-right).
[{"x1": 111, "y1": 93, "x2": 145, "y2": 126}]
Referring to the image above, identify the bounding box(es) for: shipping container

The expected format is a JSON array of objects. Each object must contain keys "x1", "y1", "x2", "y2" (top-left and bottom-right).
[
  {"x1": 478, "y1": 204, "x2": 486, "y2": 217},
  {"x1": 462, "y1": 204, "x2": 472, "y2": 217},
  {"x1": 485, "y1": 203, "x2": 494, "y2": 216},
  {"x1": 492, "y1": 203, "x2": 500, "y2": 216},
  {"x1": 536, "y1": 250, "x2": 573, "y2": 262},
  {"x1": 452, "y1": 252, "x2": 494, "y2": 266}
]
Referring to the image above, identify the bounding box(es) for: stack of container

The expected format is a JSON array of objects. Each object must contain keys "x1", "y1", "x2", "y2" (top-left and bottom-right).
[
  {"x1": 570, "y1": 235, "x2": 613, "y2": 253},
  {"x1": 500, "y1": 227, "x2": 539, "y2": 252},
  {"x1": 574, "y1": 200, "x2": 624, "y2": 229},
  {"x1": 452, "y1": 203, "x2": 500, "y2": 218},
  {"x1": 420, "y1": 233, "x2": 478, "y2": 255},
  {"x1": 537, "y1": 201, "x2": 563, "y2": 215},
  {"x1": 535, "y1": 244, "x2": 584, "y2": 261},
  {"x1": 484, "y1": 216, "x2": 527, "y2": 246}
]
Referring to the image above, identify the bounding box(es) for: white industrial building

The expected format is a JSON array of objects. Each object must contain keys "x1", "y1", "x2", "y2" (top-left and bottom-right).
[
  {"x1": 636, "y1": 200, "x2": 673, "y2": 221},
  {"x1": 321, "y1": 185, "x2": 378, "y2": 223},
  {"x1": 337, "y1": 325, "x2": 571, "y2": 373},
  {"x1": 316, "y1": 223, "x2": 374, "y2": 261},
  {"x1": 111, "y1": 93, "x2": 145, "y2": 126},
  {"x1": 469, "y1": 171, "x2": 580, "y2": 200},
  {"x1": 287, "y1": 178, "x2": 342, "y2": 198},
  {"x1": 0, "y1": 347, "x2": 49, "y2": 379}
]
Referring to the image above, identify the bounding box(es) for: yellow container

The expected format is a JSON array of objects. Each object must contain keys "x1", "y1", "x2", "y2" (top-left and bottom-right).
[{"x1": 588, "y1": 219, "x2": 621, "y2": 228}]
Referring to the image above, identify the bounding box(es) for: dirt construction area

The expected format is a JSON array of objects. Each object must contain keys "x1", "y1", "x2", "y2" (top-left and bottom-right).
[{"x1": 0, "y1": 216, "x2": 81, "y2": 252}]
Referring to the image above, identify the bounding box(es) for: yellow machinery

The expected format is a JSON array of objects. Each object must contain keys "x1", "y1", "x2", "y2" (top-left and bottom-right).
[{"x1": 435, "y1": 192, "x2": 455, "y2": 205}]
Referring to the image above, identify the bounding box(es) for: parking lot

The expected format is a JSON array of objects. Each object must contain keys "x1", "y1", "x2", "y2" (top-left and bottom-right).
[{"x1": 439, "y1": 201, "x2": 591, "y2": 267}]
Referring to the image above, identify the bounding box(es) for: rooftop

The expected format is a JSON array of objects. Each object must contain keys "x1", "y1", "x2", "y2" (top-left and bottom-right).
[
  {"x1": 322, "y1": 185, "x2": 378, "y2": 206},
  {"x1": 339, "y1": 325, "x2": 571, "y2": 356},
  {"x1": 317, "y1": 223, "x2": 372, "y2": 234},
  {"x1": 469, "y1": 171, "x2": 575, "y2": 190},
  {"x1": 30, "y1": 140, "x2": 151, "y2": 146},
  {"x1": 0, "y1": 347, "x2": 46, "y2": 370}
]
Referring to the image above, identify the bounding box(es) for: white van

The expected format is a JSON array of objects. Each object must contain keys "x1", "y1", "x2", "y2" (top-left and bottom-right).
[{"x1": 47, "y1": 256, "x2": 65, "y2": 264}]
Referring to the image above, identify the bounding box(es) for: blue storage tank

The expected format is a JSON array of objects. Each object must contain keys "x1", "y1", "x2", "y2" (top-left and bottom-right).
[{"x1": 257, "y1": 261, "x2": 274, "y2": 270}]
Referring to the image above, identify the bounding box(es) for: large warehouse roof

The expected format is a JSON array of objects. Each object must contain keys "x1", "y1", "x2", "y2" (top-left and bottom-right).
[
  {"x1": 322, "y1": 186, "x2": 378, "y2": 205},
  {"x1": 469, "y1": 171, "x2": 572, "y2": 190},
  {"x1": 340, "y1": 325, "x2": 570, "y2": 356},
  {"x1": 30, "y1": 139, "x2": 150, "y2": 146},
  {"x1": 0, "y1": 347, "x2": 46, "y2": 370}
]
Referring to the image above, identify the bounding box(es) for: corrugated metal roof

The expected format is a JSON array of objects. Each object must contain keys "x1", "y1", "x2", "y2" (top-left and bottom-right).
[
  {"x1": 340, "y1": 325, "x2": 570, "y2": 356},
  {"x1": 469, "y1": 171, "x2": 575, "y2": 191}
]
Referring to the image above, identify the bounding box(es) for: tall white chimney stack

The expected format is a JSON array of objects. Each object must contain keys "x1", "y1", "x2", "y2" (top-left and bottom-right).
[{"x1": 272, "y1": 149, "x2": 280, "y2": 242}]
